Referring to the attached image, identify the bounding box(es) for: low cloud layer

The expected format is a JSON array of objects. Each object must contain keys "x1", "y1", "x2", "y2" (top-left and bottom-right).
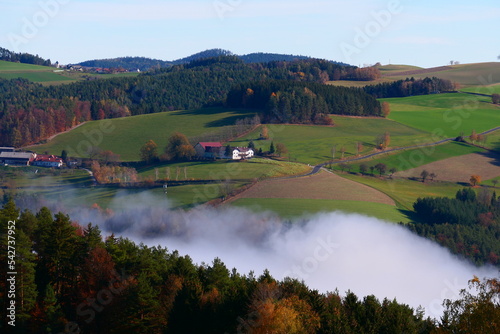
[
  {"x1": 87, "y1": 192, "x2": 497, "y2": 319},
  {"x1": 18, "y1": 190, "x2": 498, "y2": 319}
]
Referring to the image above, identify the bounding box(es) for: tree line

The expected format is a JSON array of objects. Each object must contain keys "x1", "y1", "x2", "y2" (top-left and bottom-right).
[
  {"x1": 363, "y1": 77, "x2": 456, "y2": 98},
  {"x1": 0, "y1": 47, "x2": 52, "y2": 66},
  {"x1": 227, "y1": 80, "x2": 382, "y2": 124},
  {"x1": 408, "y1": 188, "x2": 500, "y2": 266},
  {"x1": 0, "y1": 57, "x2": 382, "y2": 147},
  {"x1": 2, "y1": 199, "x2": 498, "y2": 333}
]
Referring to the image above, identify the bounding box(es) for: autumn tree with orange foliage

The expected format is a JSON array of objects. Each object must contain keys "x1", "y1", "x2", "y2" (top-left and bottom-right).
[
  {"x1": 437, "y1": 277, "x2": 500, "y2": 333},
  {"x1": 381, "y1": 101, "x2": 391, "y2": 117},
  {"x1": 165, "y1": 132, "x2": 196, "y2": 161},
  {"x1": 470, "y1": 175, "x2": 481, "y2": 187}
]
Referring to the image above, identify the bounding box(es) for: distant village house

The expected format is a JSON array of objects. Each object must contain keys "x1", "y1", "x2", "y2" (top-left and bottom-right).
[
  {"x1": 194, "y1": 142, "x2": 254, "y2": 160},
  {"x1": 194, "y1": 142, "x2": 224, "y2": 159},
  {"x1": 32, "y1": 155, "x2": 64, "y2": 168},
  {"x1": 232, "y1": 147, "x2": 254, "y2": 160}
]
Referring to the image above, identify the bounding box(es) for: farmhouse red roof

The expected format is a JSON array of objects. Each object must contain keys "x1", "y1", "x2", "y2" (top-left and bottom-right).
[{"x1": 34, "y1": 155, "x2": 63, "y2": 163}]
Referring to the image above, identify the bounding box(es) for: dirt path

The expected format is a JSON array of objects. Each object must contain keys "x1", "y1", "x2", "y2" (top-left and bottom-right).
[{"x1": 24, "y1": 121, "x2": 88, "y2": 149}]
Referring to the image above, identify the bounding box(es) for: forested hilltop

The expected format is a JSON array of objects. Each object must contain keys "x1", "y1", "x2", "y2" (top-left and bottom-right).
[
  {"x1": 1, "y1": 56, "x2": 382, "y2": 147},
  {"x1": 76, "y1": 48, "x2": 346, "y2": 71},
  {"x1": 0, "y1": 47, "x2": 53, "y2": 67},
  {"x1": 1, "y1": 200, "x2": 498, "y2": 333}
]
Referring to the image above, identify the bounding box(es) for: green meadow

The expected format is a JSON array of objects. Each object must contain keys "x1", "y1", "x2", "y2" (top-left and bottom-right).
[
  {"x1": 28, "y1": 108, "x2": 256, "y2": 161},
  {"x1": 330, "y1": 141, "x2": 485, "y2": 173},
  {"x1": 136, "y1": 158, "x2": 310, "y2": 181},
  {"x1": 229, "y1": 116, "x2": 430, "y2": 165},
  {"x1": 385, "y1": 93, "x2": 500, "y2": 138},
  {"x1": 460, "y1": 84, "x2": 500, "y2": 95},
  {"x1": 0, "y1": 60, "x2": 73, "y2": 83},
  {"x1": 0, "y1": 166, "x2": 227, "y2": 210},
  {"x1": 230, "y1": 198, "x2": 410, "y2": 223},
  {"x1": 340, "y1": 174, "x2": 464, "y2": 211}
]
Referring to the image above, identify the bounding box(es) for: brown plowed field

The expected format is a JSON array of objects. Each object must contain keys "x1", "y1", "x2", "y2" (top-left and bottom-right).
[
  {"x1": 395, "y1": 152, "x2": 500, "y2": 183},
  {"x1": 233, "y1": 170, "x2": 395, "y2": 205}
]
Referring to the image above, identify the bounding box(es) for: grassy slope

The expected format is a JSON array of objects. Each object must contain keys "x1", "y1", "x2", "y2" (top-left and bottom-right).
[
  {"x1": 385, "y1": 93, "x2": 500, "y2": 138},
  {"x1": 330, "y1": 141, "x2": 485, "y2": 173},
  {"x1": 0, "y1": 60, "x2": 73, "y2": 83},
  {"x1": 340, "y1": 173, "x2": 463, "y2": 211},
  {"x1": 461, "y1": 83, "x2": 500, "y2": 95},
  {"x1": 230, "y1": 117, "x2": 430, "y2": 165},
  {"x1": 230, "y1": 198, "x2": 410, "y2": 223},
  {"x1": 385, "y1": 62, "x2": 500, "y2": 87},
  {"x1": 329, "y1": 62, "x2": 500, "y2": 89},
  {"x1": 327, "y1": 65, "x2": 423, "y2": 88},
  {"x1": 1, "y1": 166, "x2": 227, "y2": 209},
  {"x1": 27, "y1": 108, "x2": 256, "y2": 161},
  {"x1": 137, "y1": 158, "x2": 311, "y2": 181}
]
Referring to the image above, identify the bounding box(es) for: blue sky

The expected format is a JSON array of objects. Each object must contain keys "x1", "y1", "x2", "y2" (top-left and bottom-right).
[{"x1": 1, "y1": 0, "x2": 499, "y2": 67}]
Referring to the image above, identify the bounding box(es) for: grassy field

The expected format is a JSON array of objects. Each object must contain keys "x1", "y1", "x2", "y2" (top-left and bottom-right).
[
  {"x1": 385, "y1": 93, "x2": 500, "y2": 138},
  {"x1": 340, "y1": 173, "x2": 464, "y2": 211},
  {"x1": 229, "y1": 117, "x2": 431, "y2": 165},
  {"x1": 396, "y1": 151, "x2": 500, "y2": 183},
  {"x1": 137, "y1": 158, "x2": 311, "y2": 181},
  {"x1": 0, "y1": 60, "x2": 139, "y2": 84},
  {"x1": 27, "y1": 108, "x2": 256, "y2": 161},
  {"x1": 377, "y1": 64, "x2": 423, "y2": 74},
  {"x1": 0, "y1": 166, "x2": 229, "y2": 210},
  {"x1": 327, "y1": 65, "x2": 422, "y2": 88},
  {"x1": 0, "y1": 60, "x2": 74, "y2": 83},
  {"x1": 460, "y1": 84, "x2": 500, "y2": 95},
  {"x1": 230, "y1": 198, "x2": 410, "y2": 222},
  {"x1": 385, "y1": 62, "x2": 500, "y2": 87},
  {"x1": 330, "y1": 141, "x2": 485, "y2": 174}
]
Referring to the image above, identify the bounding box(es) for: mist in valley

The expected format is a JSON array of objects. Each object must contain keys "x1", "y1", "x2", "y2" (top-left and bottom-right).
[{"x1": 18, "y1": 189, "x2": 496, "y2": 320}]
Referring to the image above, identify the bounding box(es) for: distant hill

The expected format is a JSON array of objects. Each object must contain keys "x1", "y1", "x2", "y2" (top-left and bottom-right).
[
  {"x1": 76, "y1": 49, "x2": 348, "y2": 71},
  {"x1": 171, "y1": 48, "x2": 234, "y2": 65},
  {"x1": 78, "y1": 56, "x2": 172, "y2": 72},
  {"x1": 0, "y1": 46, "x2": 53, "y2": 67}
]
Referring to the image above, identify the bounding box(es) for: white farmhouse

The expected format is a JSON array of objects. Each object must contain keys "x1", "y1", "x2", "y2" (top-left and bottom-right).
[{"x1": 232, "y1": 147, "x2": 254, "y2": 160}]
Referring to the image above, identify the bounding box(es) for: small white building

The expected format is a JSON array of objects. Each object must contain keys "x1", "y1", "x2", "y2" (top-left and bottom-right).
[{"x1": 232, "y1": 148, "x2": 254, "y2": 160}]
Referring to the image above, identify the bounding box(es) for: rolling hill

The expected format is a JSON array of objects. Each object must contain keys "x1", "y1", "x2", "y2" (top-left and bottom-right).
[
  {"x1": 75, "y1": 48, "x2": 345, "y2": 71},
  {"x1": 0, "y1": 60, "x2": 73, "y2": 83}
]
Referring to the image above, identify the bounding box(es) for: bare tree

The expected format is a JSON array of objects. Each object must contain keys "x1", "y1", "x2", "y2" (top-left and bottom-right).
[
  {"x1": 421, "y1": 170, "x2": 429, "y2": 183},
  {"x1": 87, "y1": 146, "x2": 102, "y2": 160},
  {"x1": 356, "y1": 142, "x2": 364, "y2": 156},
  {"x1": 389, "y1": 167, "x2": 397, "y2": 178}
]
